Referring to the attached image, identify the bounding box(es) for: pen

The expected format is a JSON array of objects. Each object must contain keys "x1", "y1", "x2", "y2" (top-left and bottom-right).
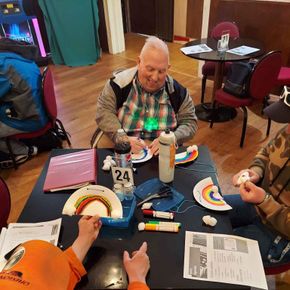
[
  {"x1": 138, "y1": 222, "x2": 179, "y2": 233},
  {"x1": 148, "y1": 221, "x2": 181, "y2": 228},
  {"x1": 142, "y1": 209, "x2": 174, "y2": 220}
]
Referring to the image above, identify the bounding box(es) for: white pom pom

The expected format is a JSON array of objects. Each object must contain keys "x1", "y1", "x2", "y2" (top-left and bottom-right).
[
  {"x1": 102, "y1": 161, "x2": 111, "y2": 171},
  {"x1": 105, "y1": 155, "x2": 112, "y2": 161},
  {"x1": 138, "y1": 222, "x2": 146, "y2": 231},
  {"x1": 62, "y1": 205, "x2": 76, "y2": 216},
  {"x1": 186, "y1": 145, "x2": 198, "y2": 153},
  {"x1": 141, "y1": 202, "x2": 153, "y2": 210},
  {"x1": 237, "y1": 171, "x2": 250, "y2": 185},
  {"x1": 202, "y1": 215, "x2": 217, "y2": 227}
]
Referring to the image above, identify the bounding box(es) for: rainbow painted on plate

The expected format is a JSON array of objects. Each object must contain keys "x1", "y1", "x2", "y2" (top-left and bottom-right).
[
  {"x1": 201, "y1": 184, "x2": 225, "y2": 206},
  {"x1": 74, "y1": 194, "x2": 112, "y2": 216},
  {"x1": 175, "y1": 150, "x2": 198, "y2": 165}
]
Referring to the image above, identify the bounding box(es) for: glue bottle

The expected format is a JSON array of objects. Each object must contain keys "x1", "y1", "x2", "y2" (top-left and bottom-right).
[
  {"x1": 158, "y1": 129, "x2": 176, "y2": 183},
  {"x1": 114, "y1": 129, "x2": 132, "y2": 168}
]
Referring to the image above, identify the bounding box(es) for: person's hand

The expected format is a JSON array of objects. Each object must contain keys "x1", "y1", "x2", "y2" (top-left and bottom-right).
[
  {"x1": 128, "y1": 137, "x2": 146, "y2": 154},
  {"x1": 123, "y1": 242, "x2": 150, "y2": 284},
  {"x1": 148, "y1": 138, "x2": 159, "y2": 155},
  {"x1": 232, "y1": 169, "x2": 260, "y2": 186},
  {"x1": 239, "y1": 181, "x2": 267, "y2": 204},
  {"x1": 72, "y1": 215, "x2": 102, "y2": 262}
]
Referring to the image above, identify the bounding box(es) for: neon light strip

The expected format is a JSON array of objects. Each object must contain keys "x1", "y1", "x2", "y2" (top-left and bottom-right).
[{"x1": 32, "y1": 18, "x2": 46, "y2": 57}]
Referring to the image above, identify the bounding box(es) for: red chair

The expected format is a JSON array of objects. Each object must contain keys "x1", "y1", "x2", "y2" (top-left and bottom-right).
[
  {"x1": 210, "y1": 51, "x2": 282, "y2": 147},
  {"x1": 276, "y1": 66, "x2": 290, "y2": 86},
  {"x1": 201, "y1": 21, "x2": 240, "y2": 104},
  {"x1": 264, "y1": 263, "x2": 290, "y2": 275},
  {"x1": 5, "y1": 66, "x2": 71, "y2": 169},
  {"x1": 0, "y1": 177, "x2": 11, "y2": 229}
]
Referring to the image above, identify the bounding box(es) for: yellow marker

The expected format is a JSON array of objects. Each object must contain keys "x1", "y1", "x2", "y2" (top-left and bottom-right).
[{"x1": 138, "y1": 222, "x2": 179, "y2": 233}]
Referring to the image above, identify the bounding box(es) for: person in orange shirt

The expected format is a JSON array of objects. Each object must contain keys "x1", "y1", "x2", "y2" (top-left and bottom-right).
[{"x1": 0, "y1": 215, "x2": 150, "y2": 290}]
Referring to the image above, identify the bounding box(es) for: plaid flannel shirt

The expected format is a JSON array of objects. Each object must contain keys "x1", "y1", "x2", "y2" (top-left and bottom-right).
[{"x1": 117, "y1": 77, "x2": 177, "y2": 140}]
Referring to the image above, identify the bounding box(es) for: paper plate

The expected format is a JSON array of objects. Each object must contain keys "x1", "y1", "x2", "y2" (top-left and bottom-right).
[
  {"x1": 193, "y1": 177, "x2": 232, "y2": 211},
  {"x1": 175, "y1": 149, "x2": 198, "y2": 165},
  {"x1": 62, "y1": 185, "x2": 123, "y2": 218},
  {"x1": 131, "y1": 147, "x2": 153, "y2": 163}
]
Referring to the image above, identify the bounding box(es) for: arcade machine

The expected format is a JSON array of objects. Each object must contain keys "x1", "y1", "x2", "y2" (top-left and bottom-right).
[{"x1": 0, "y1": 0, "x2": 50, "y2": 65}]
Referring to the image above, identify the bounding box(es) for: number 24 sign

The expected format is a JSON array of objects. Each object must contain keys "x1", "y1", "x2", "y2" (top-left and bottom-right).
[{"x1": 111, "y1": 167, "x2": 134, "y2": 185}]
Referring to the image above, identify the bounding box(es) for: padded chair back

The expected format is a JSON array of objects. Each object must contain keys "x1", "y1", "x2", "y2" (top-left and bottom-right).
[
  {"x1": 211, "y1": 21, "x2": 240, "y2": 39},
  {"x1": 0, "y1": 177, "x2": 11, "y2": 228},
  {"x1": 248, "y1": 51, "x2": 282, "y2": 100},
  {"x1": 42, "y1": 67, "x2": 58, "y2": 121}
]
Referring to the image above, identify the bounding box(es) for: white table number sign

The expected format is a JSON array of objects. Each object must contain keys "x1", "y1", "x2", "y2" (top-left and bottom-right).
[{"x1": 111, "y1": 166, "x2": 134, "y2": 185}]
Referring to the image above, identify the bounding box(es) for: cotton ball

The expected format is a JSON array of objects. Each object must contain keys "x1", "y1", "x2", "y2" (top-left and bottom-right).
[
  {"x1": 187, "y1": 145, "x2": 198, "y2": 153},
  {"x1": 141, "y1": 202, "x2": 153, "y2": 210},
  {"x1": 62, "y1": 204, "x2": 76, "y2": 216},
  {"x1": 102, "y1": 161, "x2": 111, "y2": 171},
  {"x1": 105, "y1": 155, "x2": 112, "y2": 161},
  {"x1": 237, "y1": 171, "x2": 250, "y2": 185},
  {"x1": 202, "y1": 215, "x2": 217, "y2": 227}
]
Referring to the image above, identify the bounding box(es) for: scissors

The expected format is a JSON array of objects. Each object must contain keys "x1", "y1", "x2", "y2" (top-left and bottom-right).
[{"x1": 137, "y1": 186, "x2": 172, "y2": 207}]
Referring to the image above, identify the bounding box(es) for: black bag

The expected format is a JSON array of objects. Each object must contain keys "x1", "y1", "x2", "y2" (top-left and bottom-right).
[
  {"x1": 223, "y1": 61, "x2": 255, "y2": 98},
  {"x1": 20, "y1": 127, "x2": 64, "y2": 153}
]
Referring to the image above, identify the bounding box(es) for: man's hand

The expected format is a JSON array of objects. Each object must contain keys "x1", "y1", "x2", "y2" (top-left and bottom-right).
[
  {"x1": 72, "y1": 215, "x2": 102, "y2": 262},
  {"x1": 128, "y1": 137, "x2": 146, "y2": 154},
  {"x1": 239, "y1": 181, "x2": 267, "y2": 204},
  {"x1": 148, "y1": 138, "x2": 159, "y2": 155},
  {"x1": 232, "y1": 169, "x2": 260, "y2": 187},
  {"x1": 123, "y1": 242, "x2": 150, "y2": 284}
]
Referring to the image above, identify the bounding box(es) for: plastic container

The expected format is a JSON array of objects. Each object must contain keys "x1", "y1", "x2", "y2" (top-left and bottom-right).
[
  {"x1": 123, "y1": 182, "x2": 134, "y2": 200},
  {"x1": 114, "y1": 129, "x2": 132, "y2": 168},
  {"x1": 100, "y1": 196, "x2": 136, "y2": 228},
  {"x1": 158, "y1": 129, "x2": 176, "y2": 183},
  {"x1": 113, "y1": 183, "x2": 124, "y2": 202}
]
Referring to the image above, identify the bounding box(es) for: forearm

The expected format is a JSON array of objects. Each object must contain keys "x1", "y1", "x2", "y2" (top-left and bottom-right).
[
  {"x1": 64, "y1": 247, "x2": 87, "y2": 290},
  {"x1": 249, "y1": 141, "x2": 270, "y2": 176},
  {"x1": 96, "y1": 82, "x2": 122, "y2": 140},
  {"x1": 128, "y1": 281, "x2": 150, "y2": 290},
  {"x1": 257, "y1": 195, "x2": 290, "y2": 239},
  {"x1": 174, "y1": 93, "x2": 198, "y2": 144}
]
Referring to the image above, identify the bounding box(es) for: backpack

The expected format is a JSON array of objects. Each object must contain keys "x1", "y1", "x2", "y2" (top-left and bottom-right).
[{"x1": 223, "y1": 61, "x2": 255, "y2": 98}]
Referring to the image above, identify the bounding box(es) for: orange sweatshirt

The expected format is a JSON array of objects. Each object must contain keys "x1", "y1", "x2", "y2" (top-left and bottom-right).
[{"x1": 0, "y1": 240, "x2": 149, "y2": 290}]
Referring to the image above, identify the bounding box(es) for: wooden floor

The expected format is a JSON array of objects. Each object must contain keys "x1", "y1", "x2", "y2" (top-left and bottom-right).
[{"x1": 0, "y1": 33, "x2": 288, "y2": 289}]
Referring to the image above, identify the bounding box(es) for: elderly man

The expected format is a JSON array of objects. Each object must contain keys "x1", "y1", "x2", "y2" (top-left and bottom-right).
[
  {"x1": 95, "y1": 36, "x2": 197, "y2": 154},
  {"x1": 224, "y1": 89, "x2": 290, "y2": 267}
]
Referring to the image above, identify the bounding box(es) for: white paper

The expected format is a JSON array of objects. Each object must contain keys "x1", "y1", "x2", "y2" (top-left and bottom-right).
[
  {"x1": 180, "y1": 44, "x2": 213, "y2": 55},
  {"x1": 0, "y1": 218, "x2": 62, "y2": 270},
  {"x1": 183, "y1": 231, "x2": 268, "y2": 290},
  {"x1": 227, "y1": 45, "x2": 260, "y2": 56}
]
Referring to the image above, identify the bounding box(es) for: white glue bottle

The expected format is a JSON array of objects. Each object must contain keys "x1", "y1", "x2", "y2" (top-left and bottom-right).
[{"x1": 158, "y1": 129, "x2": 176, "y2": 183}]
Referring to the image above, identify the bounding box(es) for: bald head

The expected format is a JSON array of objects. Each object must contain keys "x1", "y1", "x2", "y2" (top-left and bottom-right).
[
  {"x1": 140, "y1": 36, "x2": 170, "y2": 63},
  {"x1": 137, "y1": 36, "x2": 171, "y2": 93}
]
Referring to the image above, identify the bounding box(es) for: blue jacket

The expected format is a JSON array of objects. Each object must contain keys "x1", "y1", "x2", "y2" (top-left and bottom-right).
[{"x1": 0, "y1": 52, "x2": 48, "y2": 133}]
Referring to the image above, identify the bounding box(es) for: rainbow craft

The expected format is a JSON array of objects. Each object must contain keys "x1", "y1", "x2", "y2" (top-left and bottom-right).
[
  {"x1": 175, "y1": 150, "x2": 198, "y2": 165},
  {"x1": 74, "y1": 194, "x2": 112, "y2": 216},
  {"x1": 131, "y1": 147, "x2": 153, "y2": 163},
  {"x1": 193, "y1": 177, "x2": 232, "y2": 211},
  {"x1": 62, "y1": 185, "x2": 123, "y2": 218}
]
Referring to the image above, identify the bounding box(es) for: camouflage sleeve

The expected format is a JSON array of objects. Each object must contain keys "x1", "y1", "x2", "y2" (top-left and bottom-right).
[
  {"x1": 95, "y1": 80, "x2": 122, "y2": 141},
  {"x1": 249, "y1": 144, "x2": 270, "y2": 177},
  {"x1": 174, "y1": 89, "x2": 198, "y2": 144},
  {"x1": 257, "y1": 195, "x2": 290, "y2": 239}
]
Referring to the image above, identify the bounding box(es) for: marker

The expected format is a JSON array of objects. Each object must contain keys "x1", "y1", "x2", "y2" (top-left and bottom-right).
[
  {"x1": 142, "y1": 209, "x2": 174, "y2": 220},
  {"x1": 138, "y1": 222, "x2": 179, "y2": 233},
  {"x1": 148, "y1": 221, "x2": 181, "y2": 228}
]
